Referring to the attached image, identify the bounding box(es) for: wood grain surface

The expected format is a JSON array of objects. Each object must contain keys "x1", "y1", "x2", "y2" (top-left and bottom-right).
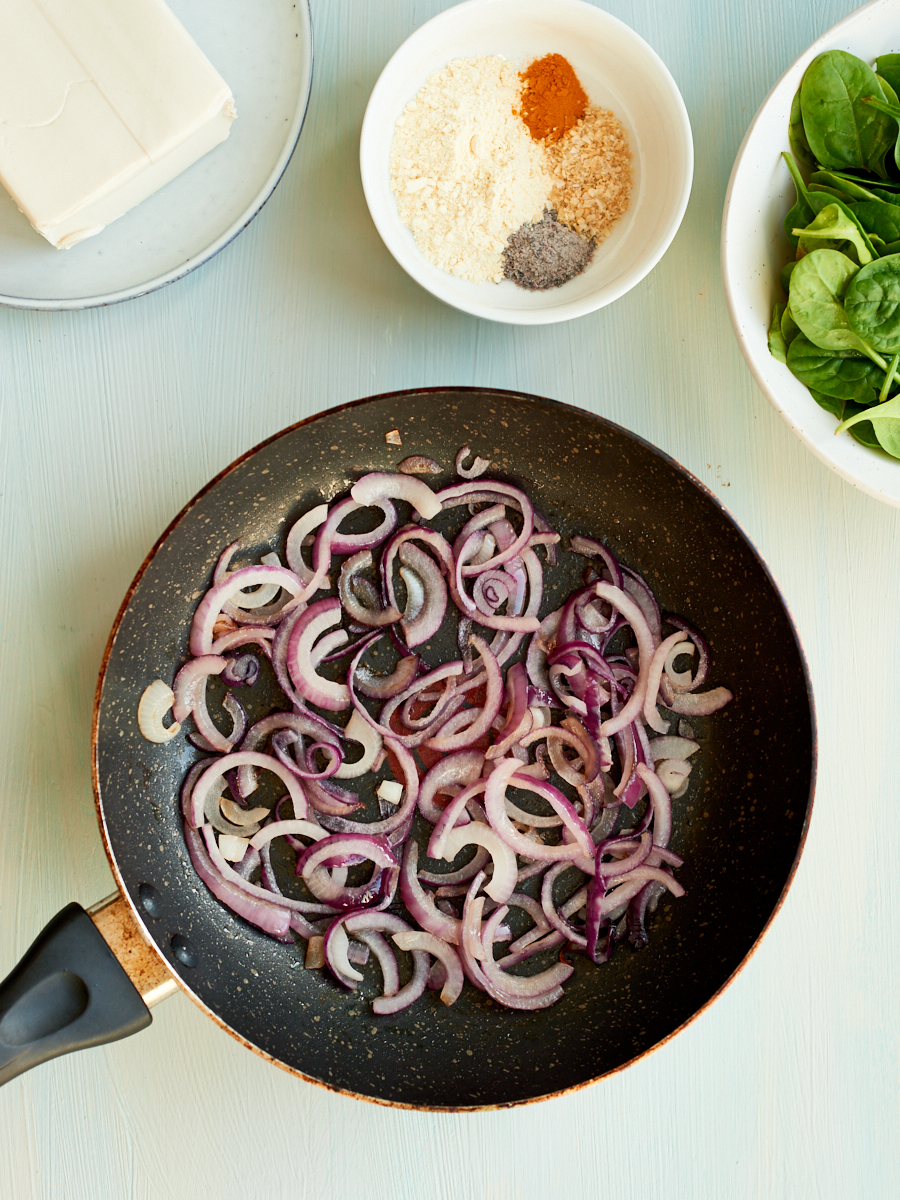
[{"x1": 1, "y1": 1, "x2": 897, "y2": 1197}]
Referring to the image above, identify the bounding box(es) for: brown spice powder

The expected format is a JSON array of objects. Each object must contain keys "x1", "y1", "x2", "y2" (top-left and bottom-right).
[
  {"x1": 546, "y1": 104, "x2": 632, "y2": 243},
  {"x1": 518, "y1": 53, "x2": 588, "y2": 143}
]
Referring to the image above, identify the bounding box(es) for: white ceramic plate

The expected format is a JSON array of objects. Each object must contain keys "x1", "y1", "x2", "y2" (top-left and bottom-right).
[
  {"x1": 722, "y1": 0, "x2": 900, "y2": 507},
  {"x1": 360, "y1": 0, "x2": 692, "y2": 325},
  {"x1": 0, "y1": 0, "x2": 313, "y2": 311}
]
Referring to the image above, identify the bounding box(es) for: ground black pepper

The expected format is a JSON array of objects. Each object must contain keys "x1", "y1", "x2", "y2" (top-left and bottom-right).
[{"x1": 502, "y1": 209, "x2": 595, "y2": 291}]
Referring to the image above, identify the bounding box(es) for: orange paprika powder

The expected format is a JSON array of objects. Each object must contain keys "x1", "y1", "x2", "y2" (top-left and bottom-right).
[{"x1": 518, "y1": 53, "x2": 588, "y2": 143}]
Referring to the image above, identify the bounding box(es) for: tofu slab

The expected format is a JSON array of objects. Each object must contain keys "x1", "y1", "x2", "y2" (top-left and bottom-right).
[{"x1": 0, "y1": 0, "x2": 236, "y2": 248}]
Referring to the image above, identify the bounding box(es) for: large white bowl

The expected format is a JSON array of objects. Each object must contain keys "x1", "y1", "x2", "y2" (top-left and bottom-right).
[
  {"x1": 360, "y1": 0, "x2": 693, "y2": 325},
  {"x1": 722, "y1": 0, "x2": 900, "y2": 507}
]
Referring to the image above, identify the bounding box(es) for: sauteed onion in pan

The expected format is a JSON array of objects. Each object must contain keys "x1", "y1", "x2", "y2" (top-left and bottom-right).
[{"x1": 138, "y1": 448, "x2": 731, "y2": 1014}]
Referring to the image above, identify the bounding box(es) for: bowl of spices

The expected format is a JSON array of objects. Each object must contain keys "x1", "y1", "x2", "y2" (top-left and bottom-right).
[{"x1": 360, "y1": 0, "x2": 693, "y2": 324}]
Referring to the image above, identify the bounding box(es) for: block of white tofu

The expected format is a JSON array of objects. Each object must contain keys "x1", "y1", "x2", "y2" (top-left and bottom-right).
[{"x1": 0, "y1": 0, "x2": 236, "y2": 249}]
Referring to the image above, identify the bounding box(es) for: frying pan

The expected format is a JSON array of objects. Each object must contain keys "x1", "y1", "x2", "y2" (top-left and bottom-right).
[{"x1": 0, "y1": 388, "x2": 815, "y2": 1108}]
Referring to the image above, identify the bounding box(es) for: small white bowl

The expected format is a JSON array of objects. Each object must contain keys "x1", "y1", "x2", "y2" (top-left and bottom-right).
[
  {"x1": 360, "y1": 0, "x2": 693, "y2": 325},
  {"x1": 722, "y1": 0, "x2": 900, "y2": 507}
]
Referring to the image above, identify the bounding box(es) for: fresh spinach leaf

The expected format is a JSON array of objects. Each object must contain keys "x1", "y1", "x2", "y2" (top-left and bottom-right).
[
  {"x1": 789, "y1": 87, "x2": 817, "y2": 169},
  {"x1": 780, "y1": 260, "x2": 797, "y2": 294},
  {"x1": 806, "y1": 391, "x2": 878, "y2": 448},
  {"x1": 819, "y1": 171, "x2": 900, "y2": 202},
  {"x1": 781, "y1": 304, "x2": 800, "y2": 346},
  {"x1": 785, "y1": 333, "x2": 882, "y2": 401},
  {"x1": 809, "y1": 390, "x2": 880, "y2": 446},
  {"x1": 782, "y1": 153, "x2": 815, "y2": 247},
  {"x1": 836, "y1": 391, "x2": 900, "y2": 455},
  {"x1": 781, "y1": 154, "x2": 878, "y2": 258},
  {"x1": 811, "y1": 170, "x2": 882, "y2": 201},
  {"x1": 841, "y1": 400, "x2": 881, "y2": 447},
  {"x1": 800, "y1": 51, "x2": 895, "y2": 177},
  {"x1": 848, "y1": 198, "x2": 900, "y2": 245},
  {"x1": 768, "y1": 303, "x2": 788, "y2": 363},
  {"x1": 880, "y1": 351, "x2": 900, "y2": 401},
  {"x1": 843, "y1": 252, "x2": 900, "y2": 352},
  {"x1": 860, "y1": 91, "x2": 900, "y2": 174},
  {"x1": 808, "y1": 387, "x2": 844, "y2": 420},
  {"x1": 788, "y1": 248, "x2": 887, "y2": 365},
  {"x1": 876, "y1": 54, "x2": 900, "y2": 100},
  {"x1": 783, "y1": 155, "x2": 879, "y2": 259},
  {"x1": 793, "y1": 202, "x2": 873, "y2": 263}
]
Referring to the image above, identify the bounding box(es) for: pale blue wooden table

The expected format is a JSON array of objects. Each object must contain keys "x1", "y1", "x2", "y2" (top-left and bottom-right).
[{"x1": 1, "y1": 2, "x2": 897, "y2": 1197}]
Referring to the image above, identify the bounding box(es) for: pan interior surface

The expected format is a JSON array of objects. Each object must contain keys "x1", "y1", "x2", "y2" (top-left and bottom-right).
[{"x1": 93, "y1": 388, "x2": 813, "y2": 1109}]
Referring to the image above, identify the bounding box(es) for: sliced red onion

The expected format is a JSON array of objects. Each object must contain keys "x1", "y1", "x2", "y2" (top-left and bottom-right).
[
  {"x1": 397, "y1": 541, "x2": 448, "y2": 647},
  {"x1": 339, "y1": 550, "x2": 402, "y2": 627},
  {"x1": 437, "y1": 481, "x2": 534, "y2": 574},
  {"x1": 455, "y1": 445, "x2": 490, "y2": 478},
  {"x1": 427, "y1": 777, "x2": 488, "y2": 857},
  {"x1": 314, "y1": 738, "x2": 419, "y2": 838},
  {"x1": 656, "y1": 758, "x2": 692, "y2": 794},
  {"x1": 354, "y1": 653, "x2": 419, "y2": 699},
  {"x1": 371, "y1": 947, "x2": 429, "y2": 1014},
  {"x1": 137, "y1": 679, "x2": 181, "y2": 743},
  {"x1": 190, "y1": 566, "x2": 304, "y2": 656},
  {"x1": 324, "y1": 919, "x2": 364, "y2": 987},
  {"x1": 485, "y1": 661, "x2": 531, "y2": 760},
  {"x1": 621, "y1": 567, "x2": 662, "y2": 646},
  {"x1": 332, "y1": 709, "x2": 383, "y2": 780},
  {"x1": 424, "y1": 636, "x2": 503, "y2": 752},
  {"x1": 417, "y1": 749, "x2": 484, "y2": 825},
  {"x1": 172, "y1": 655, "x2": 226, "y2": 722},
  {"x1": 649, "y1": 735, "x2": 699, "y2": 761},
  {"x1": 249, "y1": 818, "x2": 327, "y2": 849},
  {"x1": 223, "y1": 551, "x2": 284, "y2": 614},
  {"x1": 286, "y1": 599, "x2": 351, "y2": 711},
  {"x1": 459, "y1": 886, "x2": 565, "y2": 1010},
  {"x1": 351, "y1": 472, "x2": 441, "y2": 520},
  {"x1": 163, "y1": 455, "x2": 733, "y2": 1011},
  {"x1": 393, "y1": 932, "x2": 463, "y2": 1005},
  {"x1": 201, "y1": 824, "x2": 338, "y2": 918},
  {"x1": 222, "y1": 653, "x2": 260, "y2": 688},
  {"x1": 188, "y1": 750, "x2": 308, "y2": 829},
  {"x1": 484, "y1": 758, "x2": 593, "y2": 863},
  {"x1": 569, "y1": 536, "x2": 623, "y2": 588},
  {"x1": 440, "y1": 821, "x2": 517, "y2": 904},
  {"x1": 397, "y1": 455, "x2": 441, "y2": 474},
  {"x1": 400, "y1": 842, "x2": 460, "y2": 944},
  {"x1": 642, "y1": 630, "x2": 689, "y2": 734},
  {"x1": 635, "y1": 762, "x2": 672, "y2": 848},
  {"x1": 612, "y1": 865, "x2": 684, "y2": 897},
  {"x1": 662, "y1": 615, "x2": 711, "y2": 692},
  {"x1": 209, "y1": 626, "x2": 275, "y2": 657},
  {"x1": 285, "y1": 503, "x2": 329, "y2": 586},
  {"x1": 481, "y1": 904, "x2": 574, "y2": 997},
  {"x1": 593, "y1": 583, "x2": 656, "y2": 738},
  {"x1": 185, "y1": 827, "x2": 291, "y2": 937},
  {"x1": 663, "y1": 686, "x2": 733, "y2": 716},
  {"x1": 346, "y1": 940, "x2": 371, "y2": 966},
  {"x1": 354, "y1": 930, "x2": 400, "y2": 997},
  {"x1": 417, "y1": 843, "x2": 490, "y2": 887},
  {"x1": 297, "y1": 833, "x2": 396, "y2": 881}
]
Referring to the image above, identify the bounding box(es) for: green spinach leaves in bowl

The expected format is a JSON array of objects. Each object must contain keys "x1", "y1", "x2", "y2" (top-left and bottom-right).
[{"x1": 771, "y1": 49, "x2": 900, "y2": 459}]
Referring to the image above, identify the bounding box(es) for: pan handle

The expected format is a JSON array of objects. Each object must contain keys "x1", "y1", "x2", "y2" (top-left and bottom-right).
[{"x1": 0, "y1": 895, "x2": 176, "y2": 1086}]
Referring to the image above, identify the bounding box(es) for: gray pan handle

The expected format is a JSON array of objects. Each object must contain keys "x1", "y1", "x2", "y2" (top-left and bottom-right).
[{"x1": 0, "y1": 896, "x2": 175, "y2": 1086}]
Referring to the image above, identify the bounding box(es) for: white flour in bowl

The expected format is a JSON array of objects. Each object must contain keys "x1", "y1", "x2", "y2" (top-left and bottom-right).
[{"x1": 390, "y1": 57, "x2": 552, "y2": 283}]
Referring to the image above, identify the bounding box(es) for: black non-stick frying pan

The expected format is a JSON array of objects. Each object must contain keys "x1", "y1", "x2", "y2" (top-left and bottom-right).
[{"x1": 0, "y1": 388, "x2": 815, "y2": 1108}]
